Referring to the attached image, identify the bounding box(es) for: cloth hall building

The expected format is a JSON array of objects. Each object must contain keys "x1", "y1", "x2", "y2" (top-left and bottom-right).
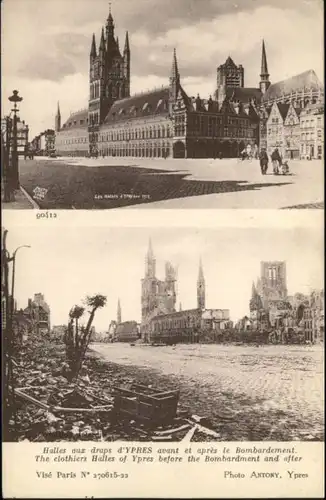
[
  {"x1": 140, "y1": 240, "x2": 230, "y2": 344},
  {"x1": 54, "y1": 10, "x2": 323, "y2": 159}
]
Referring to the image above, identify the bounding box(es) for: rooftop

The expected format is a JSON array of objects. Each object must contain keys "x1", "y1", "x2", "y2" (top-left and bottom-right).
[
  {"x1": 104, "y1": 87, "x2": 170, "y2": 123},
  {"x1": 262, "y1": 69, "x2": 323, "y2": 102}
]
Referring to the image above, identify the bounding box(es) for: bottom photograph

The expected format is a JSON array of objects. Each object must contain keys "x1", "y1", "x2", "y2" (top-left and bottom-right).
[{"x1": 2, "y1": 224, "x2": 324, "y2": 443}]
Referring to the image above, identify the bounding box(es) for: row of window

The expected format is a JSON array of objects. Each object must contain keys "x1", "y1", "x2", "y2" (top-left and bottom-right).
[
  {"x1": 153, "y1": 316, "x2": 200, "y2": 331},
  {"x1": 98, "y1": 146, "x2": 171, "y2": 158},
  {"x1": 190, "y1": 116, "x2": 248, "y2": 128},
  {"x1": 301, "y1": 130, "x2": 323, "y2": 140},
  {"x1": 99, "y1": 126, "x2": 171, "y2": 141},
  {"x1": 57, "y1": 137, "x2": 88, "y2": 145},
  {"x1": 301, "y1": 117, "x2": 323, "y2": 128}
]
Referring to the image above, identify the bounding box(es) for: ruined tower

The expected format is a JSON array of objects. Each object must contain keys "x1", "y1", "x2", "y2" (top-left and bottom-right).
[{"x1": 258, "y1": 261, "x2": 288, "y2": 308}]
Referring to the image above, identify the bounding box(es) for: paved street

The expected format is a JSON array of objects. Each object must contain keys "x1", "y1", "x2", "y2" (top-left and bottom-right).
[
  {"x1": 18, "y1": 156, "x2": 323, "y2": 209},
  {"x1": 92, "y1": 343, "x2": 324, "y2": 441}
]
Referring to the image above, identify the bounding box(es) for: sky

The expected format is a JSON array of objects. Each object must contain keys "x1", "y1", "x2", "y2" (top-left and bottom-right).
[
  {"x1": 2, "y1": 0, "x2": 323, "y2": 139},
  {"x1": 4, "y1": 225, "x2": 323, "y2": 331}
]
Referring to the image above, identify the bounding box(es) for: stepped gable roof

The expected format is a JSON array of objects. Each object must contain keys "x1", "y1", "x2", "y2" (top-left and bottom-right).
[
  {"x1": 262, "y1": 69, "x2": 322, "y2": 101},
  {"x1": 61, "y1": 108, "x2": 88, "y2": 130},
  {"x1": 104, "y1": 87, "x2": 170, "y2": 123},
  {"x1": 226, "y1": 86, "x2": 262, "y2": 105},
  {"x1": 277, "y1": 102, "x2": 290, "y2": 120}
]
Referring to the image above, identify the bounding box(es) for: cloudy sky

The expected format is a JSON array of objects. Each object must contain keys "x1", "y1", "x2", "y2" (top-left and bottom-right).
[
  {"x1": 4, "y1": 225, "x2": 323, "y2": 331},
  {"x1": 2, "y1": 0, "x2": 323, "y2": 138}
]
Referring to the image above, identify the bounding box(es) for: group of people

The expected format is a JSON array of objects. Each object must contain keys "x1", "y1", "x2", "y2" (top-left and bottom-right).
[{"x1": 259, "y1": 148, "x2": 290, "y2": 176}]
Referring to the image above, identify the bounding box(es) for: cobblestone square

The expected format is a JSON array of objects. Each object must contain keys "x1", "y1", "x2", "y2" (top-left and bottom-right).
[
  {"x1": 93, "y1": 343, "x2": 324, "y2": 441},
  {"x1": 18, "y1": 157, "x2": 323, "y2": 209}
]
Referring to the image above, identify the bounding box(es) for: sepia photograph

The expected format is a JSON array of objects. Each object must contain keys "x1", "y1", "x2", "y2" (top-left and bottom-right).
[
  {"x1": 2, "y1": 224, "x2": 324, "y2": 443},
  {"x1": 1, "y1": 0, "x2": 324, "y2": 210}
]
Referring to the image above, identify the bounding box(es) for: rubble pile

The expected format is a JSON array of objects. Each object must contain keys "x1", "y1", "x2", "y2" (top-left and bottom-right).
[{"x1": 9, "y1": 337, "x2": 220, "y2": 442}]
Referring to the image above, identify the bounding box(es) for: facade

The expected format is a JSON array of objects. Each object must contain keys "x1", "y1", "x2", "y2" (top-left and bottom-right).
[
  {"x1": 266, "y1": 102, "x2": 301, "y2": 158},
  {"x1": 55, "y1": 108, "x2": 89, "y2": 156},
  {"x1": 31, "y1": 129, "x2": 55, "y2": 155},
  {"x1": 302, "y1": 290, "x2": 324, "y2": 343},
  {"x1": 283, "y1": 104, "x2": 301, "y2": 159},
  {"x1": 150, "y1": 308, "x2": 230, "y2": 344},
  {"x1": 24, "y1": 293, "x2": 51, "y2": 334},
  {"x1": 16, "y1": 119, "x2": 29, "y2": 155},
  {"x1": 299, "y1": 103, "x2": 324, "y2": 160},
  {"x1": 54, "y1": 10, "x2": 262, "y2": 159},
  {"x1": 115, "y1": 321, "x2": 140, "y2": 342}
]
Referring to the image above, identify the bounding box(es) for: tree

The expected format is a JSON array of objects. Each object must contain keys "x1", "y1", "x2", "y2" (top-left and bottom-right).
[{"x1": 63, "y1": 294, "x2": 107, "y2": 381}]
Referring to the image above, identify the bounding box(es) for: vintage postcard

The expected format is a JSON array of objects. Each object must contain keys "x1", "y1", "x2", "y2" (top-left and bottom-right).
[
  {"x1": 1, "y1": 211, "x2": 324, "y2": 498},
  {"x1": 1, "y1": 0, "x2": 324, "y2": 498},
  {"x1": 1, "y1": 0, "x2": 323, "y2": 210}
]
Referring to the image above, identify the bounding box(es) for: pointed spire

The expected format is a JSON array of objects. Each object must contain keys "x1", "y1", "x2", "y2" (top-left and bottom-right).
[
  {"x1": 251, "y1": 281, "x2": 256, "y2": 298},
  {"x1": 90, "y1": 33, "x2": 97, "y2": 58},
  {"x1": 198, "y1": 258, "x2": 204, "y2": 281},
  {"x1": 100, "y1": 27, "x2": 105, "y2": 52},
  {"x1": 116, "y1": 36, "x2": 119, "y2": 49},
  {"x1": 171, "y1": 48, "x2": 180, "y2": 81},
  {"x1": 56, "y1": 101, "x2": 61, "y2": 116},
  {"x1": 124, "y1": 31, "x2": 130, "y2": 53},
  {"x1": 260, "y1": 39, "x2": 269, "y2": 78},
  {"x1": 147, "y1": 238, "x2": 154, "y2": 259},
  {"x1": 106, "y1": 2, "x2": 114, "y2": 34}
]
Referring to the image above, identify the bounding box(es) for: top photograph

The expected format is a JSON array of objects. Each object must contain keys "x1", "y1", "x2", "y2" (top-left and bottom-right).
[{"x1": 2, "y1": 0, "x2": 324, "y2": 210}]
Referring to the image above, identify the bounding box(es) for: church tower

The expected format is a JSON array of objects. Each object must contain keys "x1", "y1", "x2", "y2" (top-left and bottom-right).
[
  {"x1": 259, "y1": 261, "x2": 287, "y2": 308},
  {"x1": 55, "y1": 102, "x2": 61, "y2": 132},
  {"x1": 259, "y1": 40, "x2": 271, "y2": 94},
  {"x1": 141, "y1": 239, "x2": 157, "y2": 323},
  {"x1": 117, "y1": 298, "x2": 121, "y2": 324},
  {"x1": 197, "y1": 259, "x2": 206, "y2": 310},
  {"x1": 164, "y1": 261, "x2": 177, "y2": 313},
  {"x1": 169, "y1": 48, "x2": 180, "y2": 114},
  {"x1": 88, "y1": 7, "x2": 131, "y2": 154}
]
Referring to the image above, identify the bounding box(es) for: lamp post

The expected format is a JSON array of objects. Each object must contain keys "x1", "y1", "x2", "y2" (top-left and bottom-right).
[
  {"x1": 2, "y1": 115, "x2": 15, "y2": 202},
  {"x1": 10, "y1": 245, "x2": 31, "y2": 322},
  {"x1": 1, "y1": 229, "x2": 31, "y2": 440},
  {"x1": 8, "y1": 90, "x2": 23, "y2": 190}
]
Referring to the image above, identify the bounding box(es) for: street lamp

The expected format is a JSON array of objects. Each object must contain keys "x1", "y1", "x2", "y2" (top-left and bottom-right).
[
  {"x1": 10, "y1": 245, "x2": 31, "y2": 321},
  {"x1": 8, "y1": 90, "x2": 23, "y2": 189}
]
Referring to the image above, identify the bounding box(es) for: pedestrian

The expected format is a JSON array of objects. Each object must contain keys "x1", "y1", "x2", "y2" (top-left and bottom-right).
[
  {"x1": 271, "y1": 148, "x2": 282, "y2": 174},
  {"x1": 259, "y1": 148, "x2": 269, "y2": 174},
  {"x1": 240, "y1": 148, "x2": 247, "y2": 161}
]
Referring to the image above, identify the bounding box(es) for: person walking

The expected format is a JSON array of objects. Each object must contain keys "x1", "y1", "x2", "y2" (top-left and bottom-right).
[
  {"x1": 259, "y1": 148, "x2": 269, "y2": 174},
  {"x1": 271, "y1": 148, "x2": 282, "y2": 174}
]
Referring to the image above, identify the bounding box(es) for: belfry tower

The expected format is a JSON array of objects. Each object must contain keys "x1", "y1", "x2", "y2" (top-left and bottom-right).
[
  {"x1": 259, "y1": 39, "x2": 271, "y2": 94},
  {"x1": 88, "y1": 7, "x2": 131, "y2": 154},
  {"x1": 197, "y1": 259, "x2": 206, "y2": 310}
]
